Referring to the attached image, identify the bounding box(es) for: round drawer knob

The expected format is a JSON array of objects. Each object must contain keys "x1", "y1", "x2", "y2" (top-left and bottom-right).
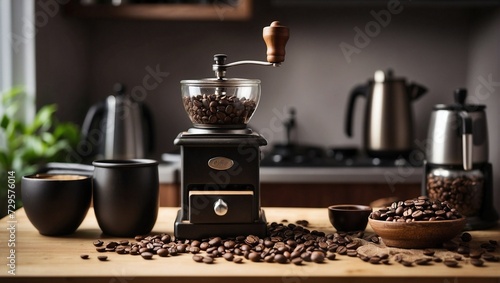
[{"x1": 214, "y1": 199, "x2": 228, "y2": 216}]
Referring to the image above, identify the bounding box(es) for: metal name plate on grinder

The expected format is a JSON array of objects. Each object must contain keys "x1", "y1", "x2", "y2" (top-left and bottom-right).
[{"x1": 208, "y1": 157, "x2": 234, "y2": 170}]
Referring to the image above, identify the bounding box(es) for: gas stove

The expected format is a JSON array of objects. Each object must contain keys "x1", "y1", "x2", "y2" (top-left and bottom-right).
[{"x1": 260, "y1": 145, "x2": 423, "y2": 168}]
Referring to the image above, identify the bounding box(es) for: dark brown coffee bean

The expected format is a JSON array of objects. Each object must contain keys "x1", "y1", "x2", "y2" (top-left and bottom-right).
[
  {"x1": 423, "y1": 249, "x2": 435, "y2": 256},
  {"x1": 347, "y1": 250, "x2": 358, "y2": 257},
  {"x1": 189, "y1": 247, "x2": 200, "y2": 254},
  {"x1": 311, "y1": 251, "x2": 325, "y2": 263},
  {"x1": 459, "y1": 232, "x2": 472, "y2": 242},
  {"x1": 336, "y1": 246, "x2": 347, "y2": 255},
  {"x1": 93, "y1": 240, "x2": 104, "y2": 247},
  {"x1": 369, "y1": 256, "x2": 381, "y2": 264},
  {"x1": 96, "y1": 247, "x2": 106, "y2": 253},
  {"x1": 248, "y1": 252, "x2": 261, "y2": 262},
  {"x1": 233, "y1": 257, "x2": 243, "y2": 263},
  {"x1": 141, "y1": 252, "x2": 153, "y2": 260},
  {"x1": 469, "y1": 250, "x2": 483, "y2": 259},
  {"x1": 97, "y1": 255, "x2": 108, "y2": 261},
  {"x1": 326, "y1": 252, "x2": 336, "y2": 260},
  {"x1": 457, "y1": 246, "x2": 470, "y2": 255},
  {"x1": 379, "y1": 253, "x2": 389, "y2": 260},
  {"x1": 358, "y1": 254, "x2": 370, "y2": 262},
  {"x1": 203, "y1": 257, "x2": 214, "y2": 264},
  {"x1": 482, "y1": 253, "x2": 498, "y2": 262},
  {"x1": 454, "y1": 255, "x2": 462, "y2": 261},
  {"x1": 444, "y1": 259, "x2": 459, "y2": 267},
  {"x1": 401, "y1": 260, "x2": 413, "y2": 267},
  {"x1": 292, "y1": 257, "x2": 303, "y2": 265},
  {"x1": 300, "y1": 252, "x2": 312, "y2": 262},
  {"x1": 370, "y1": 236, "x2": 380, "y2": 244},
  {"x1": 80, "y1": 254, "x2": 89, "y2": 259},
  {"x1": 470, "y1": 258, "x2": 484, "y2": 267},
  {"x1": 192, "y1": 255, "x2": 203, "y2": 262},
  {"x1": 274, "y1": 254, "x2": 288, "y2": 264},
  {"x1": 157, "y1": 249, "x2": 169, "y2": 257},
  {"x1": 223, "y1": 253, "x2": 234, "y2": 261},
  {"x1": 442, "y1": 241, "x2": 459, "y2": 251},
  {"x1": 415, "y1": 258, "x2": 432, "y2": 265}
]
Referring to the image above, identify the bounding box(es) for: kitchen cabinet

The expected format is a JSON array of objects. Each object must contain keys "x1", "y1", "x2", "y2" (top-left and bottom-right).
[{"x1": 64, "y1": 0, "x2": 252, "y2": 20}]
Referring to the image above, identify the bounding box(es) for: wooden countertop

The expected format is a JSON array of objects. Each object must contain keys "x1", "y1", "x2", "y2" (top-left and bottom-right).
[{"x1": 1, "y1": 207, "x2": 499, "y2": 283}]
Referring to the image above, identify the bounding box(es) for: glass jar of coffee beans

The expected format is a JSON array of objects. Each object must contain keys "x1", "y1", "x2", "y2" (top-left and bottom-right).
[{"x1": 426, "y1": 167, "x2": 483, "y2": 217}]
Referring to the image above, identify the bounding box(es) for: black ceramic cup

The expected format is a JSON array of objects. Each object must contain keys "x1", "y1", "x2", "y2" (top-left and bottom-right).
[
  {"x1": 328, "y1": 204, "x2": 372, "y2": 232},
  {"x1": 92, "y1": 159, "x2": 159, "y2": 237},
  {"x1": 21, "y1": 174, "x2": 92, "y2": 236}
]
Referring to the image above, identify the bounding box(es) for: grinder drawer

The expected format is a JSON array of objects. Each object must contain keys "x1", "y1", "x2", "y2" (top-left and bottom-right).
[{"x1": 189, "y1": 191, "x2": 254, "y2": 223}]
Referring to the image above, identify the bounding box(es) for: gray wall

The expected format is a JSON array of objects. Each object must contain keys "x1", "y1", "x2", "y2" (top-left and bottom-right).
[
  {"x1": 35, "y1": 2, "x2": 499, "y2": 209},
  {"x1": 466, "y1": 8, "x2": 500, "y2": 215}
]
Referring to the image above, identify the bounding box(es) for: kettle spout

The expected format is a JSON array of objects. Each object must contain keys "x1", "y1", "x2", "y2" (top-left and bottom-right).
[{"x1": 408, "y1": 83, "x2": 427, "y2": 100}]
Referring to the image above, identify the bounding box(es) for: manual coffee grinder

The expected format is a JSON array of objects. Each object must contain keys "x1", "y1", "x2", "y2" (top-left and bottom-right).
[
  {"x1": 423, "y1": 88, "x2": 498, "y2": 230},
  {"x1": 174, "y1": 21, "x2": 289, "y2": 239}
]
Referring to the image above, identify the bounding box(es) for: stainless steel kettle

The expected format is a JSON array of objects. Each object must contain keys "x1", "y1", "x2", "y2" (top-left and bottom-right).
[
  {"x1": 426, "y1": 88, "x2": 489, "y2": 168},
  {"x1": 81, "y1": 83, "x2": 154, "y2": 160},
  {"x1": 345, "y1": 70, "x2": 427, "y2": 158}
]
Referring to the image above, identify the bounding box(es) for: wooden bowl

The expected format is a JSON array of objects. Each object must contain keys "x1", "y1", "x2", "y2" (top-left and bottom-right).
[{"x1": 368, "y1": 217, "x2": 467, "y2": 249}]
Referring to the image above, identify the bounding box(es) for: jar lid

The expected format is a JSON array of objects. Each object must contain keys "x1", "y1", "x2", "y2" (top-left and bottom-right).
[{"x1": 181, "y1": 78, "x2": 260, "y2": 87}]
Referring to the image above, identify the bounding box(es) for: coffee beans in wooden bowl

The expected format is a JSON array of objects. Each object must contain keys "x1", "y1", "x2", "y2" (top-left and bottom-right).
[{"x1": 368, "y1": 196, "x2": 466, "y2": 248}]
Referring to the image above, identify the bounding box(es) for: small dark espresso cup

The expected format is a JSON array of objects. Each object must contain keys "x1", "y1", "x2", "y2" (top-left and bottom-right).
[
  {"x1": 21, "y1": 174, "x2": 92, "y2": 236},
  {"x1": 92, "y1": 159, "x2": 159, "y2": 237}
]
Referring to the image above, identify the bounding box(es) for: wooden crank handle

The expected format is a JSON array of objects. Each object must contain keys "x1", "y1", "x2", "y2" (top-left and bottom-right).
[{"x1": 263, "y1": 21, "x2": 289, "y2": 64}]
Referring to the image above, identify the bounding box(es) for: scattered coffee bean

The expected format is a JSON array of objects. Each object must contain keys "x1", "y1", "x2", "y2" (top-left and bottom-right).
[
  {"x1": 292, "y1": 257, "x2": 303, "y2": 265},
  {"x1": 274, "y1": 254, "x2": 288, "y2": 264},
  {"x1": 369, "y1": 256, "x2": 381, "y2": 264},
  {"x1": 93, "y1": 240, "x2": 104, "y2": 247},
  {"x1": 96, "y1": 247, "x2": 106, "y2": 253},
  {"x1": 433, "y1": 257, "x2": 443, "y2": 263},
  {"x1": 191, "y1": 255, "x2": 203, "y2": 262},
  {"x1": 80, "y1": 254, "x2": 89, "y2": 259},
  {"x1": 97, "y1": 255, "x2": 108, "y2": 261},
  {"x1": 415, "y1": 258, "x2": 432, "y2": 266},
  {"x1": 401, "y1": 260, "x2": 413, "y2": 267},
  {"x1": 233, "y1": 257, "x2": 243, "y2": 264},
  {"x1": 248, "y1": 252, "x2": 261, "y2": 262},
  {"x1": 157, "y1": 249, "x2": 169, "y2": 257},
  {"x1": 423, "y1": 249, "x2": 435, "y2": 256},
  {"x1": 454, "y1": 255, "x2": 462, "y2": 261},
  {"x1": 141, "y1": 252, "x2": 153, "y2": 260},
  {"x1": 347, "y1": 250, "x2": 358, "y2": 257},
  {"x1": 444, "y1": 259, "x2": 459, "y2": 267},
  {"x1": 470, "y1": 258, "x2": 484, "y2": 267},
  {"x1": 203, "y1": 257, "x2": 214, "y2": 264},
  {"x1": 311, "y1": 251, "x2": 325, "y2": 263},
  {"x1": 460, "y1": 232, "x2": 472, "y2": 242}
]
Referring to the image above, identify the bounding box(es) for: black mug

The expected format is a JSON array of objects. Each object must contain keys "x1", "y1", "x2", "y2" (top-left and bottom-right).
[{"x1": 92, "y1": 159, "x2": 159, "y2": 237}]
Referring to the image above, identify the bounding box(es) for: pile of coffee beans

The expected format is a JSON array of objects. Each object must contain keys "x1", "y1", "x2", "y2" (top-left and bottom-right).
[
  {"x1": 183, "y1": 93, "x2": 257, "y2": 126},
  {"x1": 426, "y1": 173, "x2": 483, "y2": 216},
  {"x1": 370, "y1": 196, "x2": 463, "y2": 222},
  {"x1": 87, "y1": 220, "x2": 369, "y2": 265}
]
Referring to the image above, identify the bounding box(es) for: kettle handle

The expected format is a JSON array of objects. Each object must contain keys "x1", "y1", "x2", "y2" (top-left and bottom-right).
[
  {"x1": 345, "y1": 85, "x2": 368, "y2": 137},
  {"x1": 81, "y1": 101, "x2": 105, "y2": 154},
  {"x1": 408, "y1": 83, "x2": 427, "y2": 101}
]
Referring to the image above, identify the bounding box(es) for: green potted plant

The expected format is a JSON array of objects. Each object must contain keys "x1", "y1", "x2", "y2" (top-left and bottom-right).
[{"x1": 0, "y1": 87, "x2": 80, "y2": 218}]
